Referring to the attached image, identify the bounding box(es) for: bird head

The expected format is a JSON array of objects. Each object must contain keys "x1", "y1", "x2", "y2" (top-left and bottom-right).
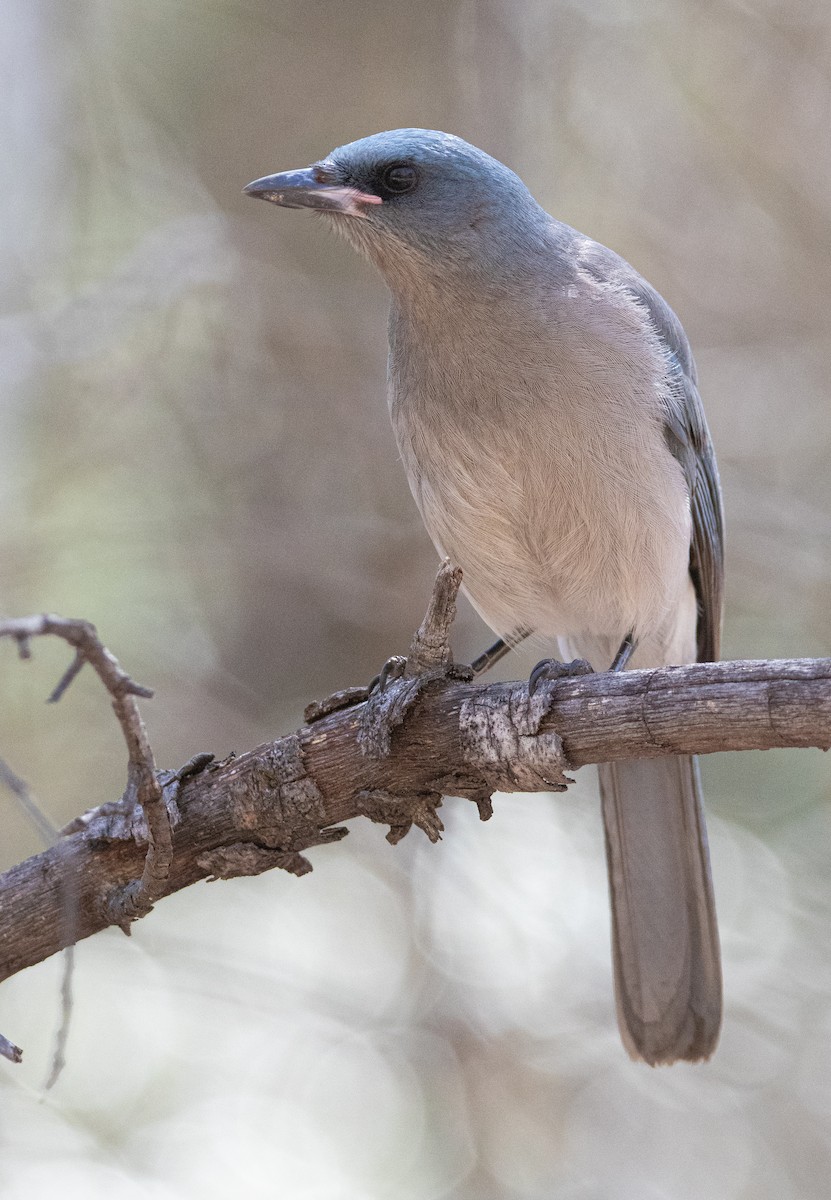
[{"x1": 245, "y1": 129, "x2": 547, "y2": 285}]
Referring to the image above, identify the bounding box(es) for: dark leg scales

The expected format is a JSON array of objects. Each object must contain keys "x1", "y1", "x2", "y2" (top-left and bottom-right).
[
  {"x1": 610, "y1": 632, "x2": 637, "y2": 673},
  {"x1": 469, "y1": 628, "x2": 531, "y2": 677},
  {"x1": 470, "y1": 637, "x2": 512, "y2": 676}
]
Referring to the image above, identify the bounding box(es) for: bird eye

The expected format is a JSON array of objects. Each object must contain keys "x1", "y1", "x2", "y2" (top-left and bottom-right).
[{"x1": 380, "y1": 164, "x2": 418, "y2": 195}]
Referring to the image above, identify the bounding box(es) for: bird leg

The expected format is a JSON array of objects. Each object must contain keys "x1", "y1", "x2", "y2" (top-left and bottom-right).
[
  {"x1": 469, "y1": 626, "x2": 531, "y2": 677},
  {"x1": 610, "y1": 631, "x2": 637, "y2": 672},
  {"x1": 470, "y1": 637, "x2": 511, "y2": 676}
]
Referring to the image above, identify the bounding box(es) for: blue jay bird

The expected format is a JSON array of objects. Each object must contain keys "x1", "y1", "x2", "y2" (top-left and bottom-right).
[{"x1": 246, "y1": 129, "x2": 724, "y2": 1065}]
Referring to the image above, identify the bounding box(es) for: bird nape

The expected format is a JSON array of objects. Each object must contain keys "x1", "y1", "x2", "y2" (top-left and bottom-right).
[{"x1": 246, "y1": 128, "x2": 724, "y2": 1066}]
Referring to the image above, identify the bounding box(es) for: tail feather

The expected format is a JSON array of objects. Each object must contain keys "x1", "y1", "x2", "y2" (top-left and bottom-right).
[{"x1": 599, "y1": 754, "x2": 722, "y2": 1065}]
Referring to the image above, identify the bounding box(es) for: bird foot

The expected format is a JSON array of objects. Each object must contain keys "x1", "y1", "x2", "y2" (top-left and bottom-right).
[
  {"x1": 368, "y1": 654, "x2": 408, "y2": 695},
  {"x1": 304, "y1": 561, "x2": 467, "y2": 727},
  {"x1": 528, "y1": 657, "x2": 594, "y2": 696},
  {"x1": 359, "y1": 655, "x2": 472, "y2": 759},
  {"x1": 369, "y1": 651, "x2": 474, "y2": 696}
]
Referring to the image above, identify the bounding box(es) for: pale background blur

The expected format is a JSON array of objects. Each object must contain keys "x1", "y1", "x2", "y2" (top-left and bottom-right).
[{"x1": 1, "y1": 1, "x2": 830, "y2": 1196}]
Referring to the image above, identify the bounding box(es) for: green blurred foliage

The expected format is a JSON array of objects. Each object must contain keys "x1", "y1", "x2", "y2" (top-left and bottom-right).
[{"x1": 1, "y1": 1, "x2": 830, "y2": 1196}]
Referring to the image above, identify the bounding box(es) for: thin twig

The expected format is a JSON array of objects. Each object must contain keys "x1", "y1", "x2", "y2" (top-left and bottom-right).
[
  {"x1": 0, "y1": 615, "x2": 169, "y2": 926},
  {"x1": 44, "y1": 944, "x2": 74, "y2": 1090},
  {"x1": 47, "y1": 651, "x2": 86, "y2": 704},
  {"x1": 0, "y1": 758, "x2": 76, "y2": 1083},
  {"x1": 0, "y1": 758, "x2": 56, "y2": 847}
]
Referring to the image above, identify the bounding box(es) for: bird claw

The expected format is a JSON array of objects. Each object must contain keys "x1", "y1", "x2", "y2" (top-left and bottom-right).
[
  {"x1": 528, "y1": 657, "x2": 594, "y2": 696},
  {"x1": 360, "y1": 657, "x2": 472, "y2": 759},
  {"x1": 368, "y1": 655, "x2": 408, "y2": 695}
]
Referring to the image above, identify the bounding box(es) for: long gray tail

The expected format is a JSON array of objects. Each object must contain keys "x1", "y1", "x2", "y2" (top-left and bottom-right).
[{"x1": 599, "y1": 754, "x2": 722, "y2": 1065}]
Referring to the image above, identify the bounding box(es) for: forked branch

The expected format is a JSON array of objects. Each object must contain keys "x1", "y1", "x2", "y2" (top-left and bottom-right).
[{"x1": 0, "y1": 568, "x2": 829, "y2": 1048}]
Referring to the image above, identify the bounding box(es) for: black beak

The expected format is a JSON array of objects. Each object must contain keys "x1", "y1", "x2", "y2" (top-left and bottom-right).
[{"x1": 243, "y1": 167, "x2": 382, "y2": 218}]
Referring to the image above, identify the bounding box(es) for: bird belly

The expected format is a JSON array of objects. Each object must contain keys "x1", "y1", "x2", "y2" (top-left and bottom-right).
[{"x1": 394, "y1": 391, "x2": 693, "y2": 658}]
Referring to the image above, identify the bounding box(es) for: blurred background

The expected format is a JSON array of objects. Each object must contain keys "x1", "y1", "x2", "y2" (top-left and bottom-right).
[{"x1": 1, "y1": 0, "x2": 830, "y2": 1196}]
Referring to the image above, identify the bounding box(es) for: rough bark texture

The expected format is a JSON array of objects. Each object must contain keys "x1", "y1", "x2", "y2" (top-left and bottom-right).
[{"x1": 0, "y1": 654, "x2": 829, "y2": 985}]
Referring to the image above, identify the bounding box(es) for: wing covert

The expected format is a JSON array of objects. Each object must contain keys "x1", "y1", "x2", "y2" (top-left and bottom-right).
[{"x1": 578, "y1": 240, "x2": 724, "y2": 661}]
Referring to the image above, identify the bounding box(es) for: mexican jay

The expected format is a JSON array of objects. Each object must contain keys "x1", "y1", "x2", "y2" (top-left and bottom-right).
[{"x1": 245, "y1": 129, "x2": 724, "y2": 1065}]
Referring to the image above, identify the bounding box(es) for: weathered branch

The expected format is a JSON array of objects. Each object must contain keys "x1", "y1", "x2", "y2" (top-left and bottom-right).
[
  {"x1": 0, "y1": 615, "x2": 171, "y2": 929},
  {"x1": 0, "y1": 568, "x2": 829, "y2": 998}
]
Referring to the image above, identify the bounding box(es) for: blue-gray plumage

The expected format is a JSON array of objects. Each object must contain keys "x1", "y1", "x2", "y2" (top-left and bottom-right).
[{"x1": 246, "y1": 129, "x2": 724, "y2": 1065}]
